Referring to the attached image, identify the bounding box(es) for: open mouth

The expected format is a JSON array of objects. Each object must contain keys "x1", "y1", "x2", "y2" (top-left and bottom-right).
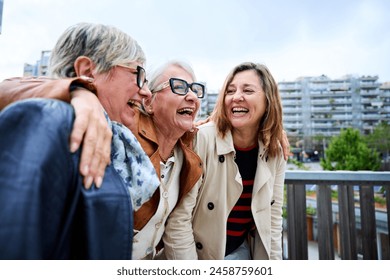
[
  {"x1": 232, "y1": 107, "x2": 249, "y2": 114},
  {"x1": 177, "y1": 107, "x2": 195, "y2": 116},
  {"x1": 127, "y1": 99, "x2": 142, "y2": 109}
]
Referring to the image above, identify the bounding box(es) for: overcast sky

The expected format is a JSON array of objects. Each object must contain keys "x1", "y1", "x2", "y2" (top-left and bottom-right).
[{"x1": 0, "y1": 0, "x2": 389, "y2": 91}]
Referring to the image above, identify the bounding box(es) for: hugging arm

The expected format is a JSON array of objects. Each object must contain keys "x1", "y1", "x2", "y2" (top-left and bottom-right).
[
  {"x1": 0, "y1": 77, "x2": 111, "y2": 189},
  {"x1": 280, "y1": 130, "x2": 291, "y2": 161}
]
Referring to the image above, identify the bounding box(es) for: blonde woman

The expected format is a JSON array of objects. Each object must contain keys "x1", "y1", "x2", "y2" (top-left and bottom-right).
[{"x1": 164, "y1": 62, "x2": 286, "y2": 260}]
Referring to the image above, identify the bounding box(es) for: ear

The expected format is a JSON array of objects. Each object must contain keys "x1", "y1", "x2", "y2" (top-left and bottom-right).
[
  {"x1": 74, "y1": 56, "x2": 95, "y2": 78},
  {"x1": 143, "y1": 98, "x2": 154, "y2": 114}
]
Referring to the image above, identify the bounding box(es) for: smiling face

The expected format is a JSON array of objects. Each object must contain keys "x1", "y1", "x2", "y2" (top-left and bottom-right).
[
  {"x1": 151, "y1": 65, "x2": 200, "y2": 139},
  {"x1": 224, "y1": 69, "x2": 267, "y2": 135},
  {"x1": 94, "y1": 62, "x2": 152, "y2": 131}
]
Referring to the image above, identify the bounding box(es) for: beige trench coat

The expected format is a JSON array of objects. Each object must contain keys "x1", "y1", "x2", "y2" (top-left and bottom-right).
[{"x1": 163, "y1": 122, "x2": 286, "y2": 260}]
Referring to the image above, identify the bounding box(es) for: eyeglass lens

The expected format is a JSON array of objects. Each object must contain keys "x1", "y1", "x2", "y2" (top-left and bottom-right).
[
  {"x1": 170, "y1": 79, "x2": 204, "y2": 98},
  {"x1": 137, "y1": 66, "x2": 147, "y2": 88}
]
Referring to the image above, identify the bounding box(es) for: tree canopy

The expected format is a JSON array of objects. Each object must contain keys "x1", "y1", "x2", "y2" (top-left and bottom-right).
[
  {"x1": 364, "y1": 121, "x2": 390, "y2": 161},
  {"x1": 320, "y1": 128, "x2": 381, "y2": 171}
]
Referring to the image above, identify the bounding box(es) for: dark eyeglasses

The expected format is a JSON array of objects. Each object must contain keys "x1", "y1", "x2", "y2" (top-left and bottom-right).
[
  {"x1": 152, "y1": 78, "x2": 205, "y2": 98},
  {"x1": 117, "y1": 64, "x2": 148, "y2": 89}
]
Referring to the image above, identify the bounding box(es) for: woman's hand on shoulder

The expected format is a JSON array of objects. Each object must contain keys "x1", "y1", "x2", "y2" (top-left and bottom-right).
[
  {"x1": 281, "y1": 130, "x2": 291, "y2": 161},
  {"x1": 70, "y1": 88, "x2": 112, "y2": 189}
]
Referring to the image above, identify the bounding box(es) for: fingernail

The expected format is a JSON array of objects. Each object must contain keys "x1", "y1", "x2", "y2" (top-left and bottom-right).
[
  {"x1": 70, "y1": 142, "x2": 78, "y2": 153},
  {"x1": 84, "y1": 176, "x2": 93, "y2": 189},
  {"x1": 82, "y1": 165, "x2": 89, "y2": 176},
  {"x1": 95, "y1": 176, "x2": 103, "y2": 188}
]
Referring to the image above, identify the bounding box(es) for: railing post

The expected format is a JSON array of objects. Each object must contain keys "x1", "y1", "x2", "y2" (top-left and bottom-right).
[
  {"x1": 337, "y1": 184, "x2": 357, "y2": 259},
  {"x1": 386, "y1": 186, "x2": 390, "y2": 259},
  {"x1": 287, "y1": 183, "x2": 308, "y2": 260},
  {"x1": 360, "y1": 186, "x2": 378, "y2": 259},
  {"x1": 316, "y1": 184, "x2": 334, "y2": 259}
]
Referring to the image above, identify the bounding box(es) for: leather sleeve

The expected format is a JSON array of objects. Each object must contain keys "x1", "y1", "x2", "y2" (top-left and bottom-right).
[{"x1": 0, "y1": 76, "x2": 97, "y2": 110}]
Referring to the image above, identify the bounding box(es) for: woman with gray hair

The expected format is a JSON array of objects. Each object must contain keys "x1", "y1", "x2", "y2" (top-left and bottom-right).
[
  {"x1": 0, "y1": 22, "x2": 159, "y2": 259},
  {"x1": 128, "y1": 60, "x2": 204, "y2": 259}
]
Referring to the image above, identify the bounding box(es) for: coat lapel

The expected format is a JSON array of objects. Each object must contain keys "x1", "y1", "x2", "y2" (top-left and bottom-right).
[{"x1": 253, "y1": 141, "x2": 272, "y2": 195}]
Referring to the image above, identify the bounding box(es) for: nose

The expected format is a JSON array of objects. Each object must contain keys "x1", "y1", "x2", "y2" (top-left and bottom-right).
[
  {"x1": 139, "y1": 84, "x2": 152, "y2": 99},
  {"x1": 232, "y1": 91, "x2": 244, "y2": 102},
  {"x1": 186, "y1": 89, "x2": 198, "y2": 101}
]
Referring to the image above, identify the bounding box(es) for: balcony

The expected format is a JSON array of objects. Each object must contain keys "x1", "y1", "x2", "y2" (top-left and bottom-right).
[
  {"x1": 360, "y1": 82, "x2": 380, "y2": 89},
  {"x1": 283, "y1": 170, "x2": 390, "y2": 260}
]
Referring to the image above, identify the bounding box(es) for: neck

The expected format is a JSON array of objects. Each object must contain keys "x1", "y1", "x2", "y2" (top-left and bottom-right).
[
  {"x1": 232, "y1": 128, "x2": 258, "y2": 149},
  {"x1": 155, "y1": 126, "x2": 179, "y2": 162}
]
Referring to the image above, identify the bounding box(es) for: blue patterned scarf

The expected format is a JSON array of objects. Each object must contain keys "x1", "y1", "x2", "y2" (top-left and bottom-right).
[{"x1": 108, "y1": 118, "x2": 160, "y2": 211}]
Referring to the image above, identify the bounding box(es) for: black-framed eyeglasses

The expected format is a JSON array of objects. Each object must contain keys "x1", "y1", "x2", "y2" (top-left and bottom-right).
[
  {"x1": 153, "y1": 78, "x2": 205, "y2": 98},
  {"x1": 117, "y1": 64, "x2": 148, "y2": 89}
]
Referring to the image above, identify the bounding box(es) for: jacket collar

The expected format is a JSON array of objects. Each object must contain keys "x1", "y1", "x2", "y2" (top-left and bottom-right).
[
  {"x1": 215, "y1": 129, "x2": 235, "y2": 155},
  {"x1": 137, "y1": 110, "x2": 158, "y2": 145},
  {"x1": 137, "y1": 109, "x2": 198, "y2": 149},
  {"x1": 214, "y1": 126, "x2": 272, "y2": 193}
]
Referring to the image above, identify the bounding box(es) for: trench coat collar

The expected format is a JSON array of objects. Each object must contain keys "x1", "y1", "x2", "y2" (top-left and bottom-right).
[
  {"x1": 215, "y1": 129, "x2": 235, "y2": 155},
  {"x1": 215, "y1": 128, "x2": 272, "y2": 194}
]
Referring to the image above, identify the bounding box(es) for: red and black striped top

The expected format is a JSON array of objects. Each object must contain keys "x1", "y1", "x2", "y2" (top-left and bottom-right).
[{"x1": 225, "y1": 144, "x2": 258, "y2": 256}]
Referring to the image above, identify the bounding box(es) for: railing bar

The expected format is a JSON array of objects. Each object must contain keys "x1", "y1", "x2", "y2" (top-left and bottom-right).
[
  {"x1": 359, "y1": 186, "x2": 378, "y2": 259},
  {"x1": 337, "y1": 184, "x2": 357, "y2": 259},
  {"x1": 316, "y1": 184, "x2": 335, "y2": 259},
  {"x1": 286, "y1": 184, "x2": 296, "y2": 259},
  {"x1": 287, "y1": 183, "x2": 308, "y2": 260},
  {"x1": 285, "y1": 170, "x2": 390, "y2": 184},
  {"x1": 386, "y1": 185, "x2": 390, "y2": 256}
]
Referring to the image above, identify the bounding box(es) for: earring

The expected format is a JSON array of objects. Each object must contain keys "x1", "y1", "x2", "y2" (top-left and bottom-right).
[{"x1": 80, "y1": 75, "x2": 94, "y2": 83}]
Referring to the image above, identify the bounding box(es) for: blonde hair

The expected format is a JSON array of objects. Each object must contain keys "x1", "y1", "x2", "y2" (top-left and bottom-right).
[{"x1": 211, "y1": 62, "x2": 284, "y2": 157}]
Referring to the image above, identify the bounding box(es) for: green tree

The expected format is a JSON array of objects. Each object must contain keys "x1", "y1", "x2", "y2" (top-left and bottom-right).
[
  {"x1": 365, "y1": 121, "x2": 390, "y2": 161},
  {"x1": 320, "y1": 128, "x2": 381, "y2": 171}
]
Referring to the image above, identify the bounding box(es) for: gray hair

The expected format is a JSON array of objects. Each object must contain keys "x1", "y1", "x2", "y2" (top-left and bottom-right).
[
  {"x1": 49, "y1": 22, "x2": 146, "y2": 78},
  {"x1": 139, "y1": 60, "x2": 197, "y2": 115},
  {"x1": 147, "y1": 60, "x2": 197, "y2": 93}
]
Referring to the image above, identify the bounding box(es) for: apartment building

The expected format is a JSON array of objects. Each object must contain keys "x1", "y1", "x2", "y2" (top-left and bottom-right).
[
  {"x1": 279, "y1": 75, "x2": 390, "y2": 151},
  {"x1": 23, "y1": 50, "x2": 51, "y2": 77}
]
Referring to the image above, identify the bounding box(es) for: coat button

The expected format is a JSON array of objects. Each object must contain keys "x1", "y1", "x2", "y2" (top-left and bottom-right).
[
  {"x1": 196, "y1": 242, "x2": 203, "y2": 250},
  {"x1": 207, "y1": 202, "x2": 214, "y2": 210},
  {"x1": 218, "y1": 155, "x2": 225, "y2": 162}
]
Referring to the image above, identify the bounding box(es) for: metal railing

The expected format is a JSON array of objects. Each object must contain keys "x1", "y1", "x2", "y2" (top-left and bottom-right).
[{"x1": 284, "y1": 170, "x2": 390, "y2": 260}]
